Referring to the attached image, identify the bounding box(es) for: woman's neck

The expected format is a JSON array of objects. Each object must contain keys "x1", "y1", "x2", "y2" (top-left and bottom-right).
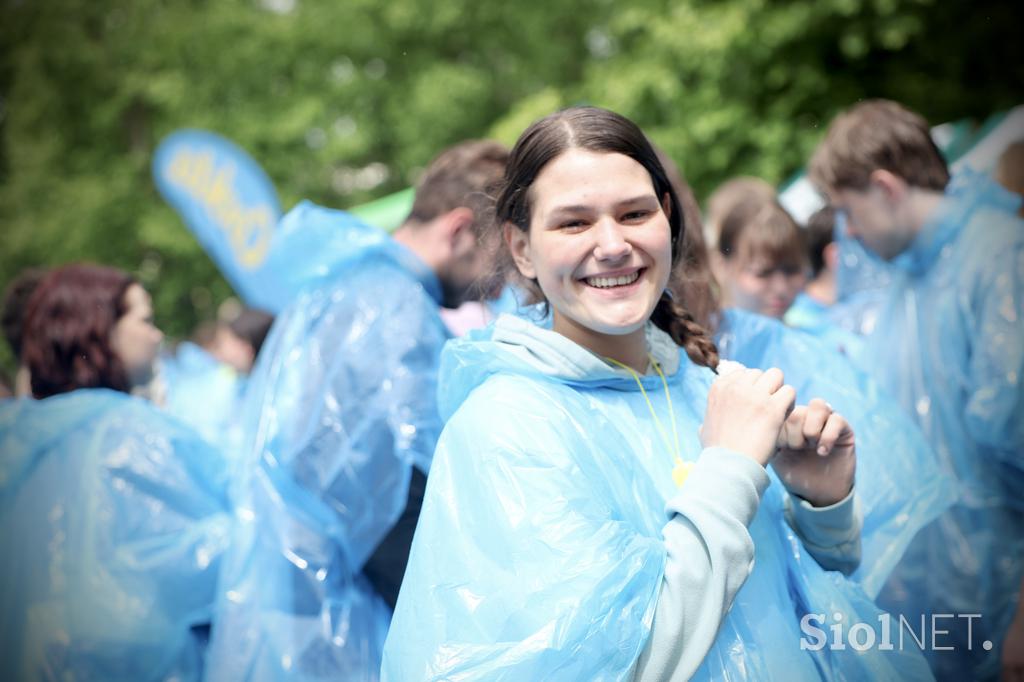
[{"x1": 552, "y1": 313, "x2": 648, "y2": 373}]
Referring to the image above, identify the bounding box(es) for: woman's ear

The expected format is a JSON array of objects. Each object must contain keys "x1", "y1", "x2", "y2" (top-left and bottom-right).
[
  {"x1": 662, "y1": 192, "x2": 672, "y2": 220},
  {"x1": 505, "y1": 223, "x2": 536, "y2": 279}
]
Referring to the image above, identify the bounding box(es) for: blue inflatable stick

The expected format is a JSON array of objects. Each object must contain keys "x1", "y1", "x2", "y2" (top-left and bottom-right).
[{"x1": 153, "y1": 130, "x2": 284, "y2": 312}]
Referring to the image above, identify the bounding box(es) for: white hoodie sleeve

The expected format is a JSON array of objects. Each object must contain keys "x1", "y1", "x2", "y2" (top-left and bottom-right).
[
  {"x1": 784, "y1": 488, "x2": 862, "y2": 575},
  {"x1": 632, "y1": 446, "x2": 769, "y2": 682}
]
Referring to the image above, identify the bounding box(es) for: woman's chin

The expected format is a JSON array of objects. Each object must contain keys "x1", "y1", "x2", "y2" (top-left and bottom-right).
[{"x1": 590, "y1": 315, "x2": 649, "y2": 337}]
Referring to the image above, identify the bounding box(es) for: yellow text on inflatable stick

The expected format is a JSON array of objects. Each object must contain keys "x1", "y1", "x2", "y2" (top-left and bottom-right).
[{"x1": 167, "y1": 148, "x2": 275, "y2": 269}]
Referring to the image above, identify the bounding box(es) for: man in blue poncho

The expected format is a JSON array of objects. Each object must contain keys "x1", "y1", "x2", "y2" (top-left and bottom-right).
[
  {"x1": 205, "y1": 140, "x2": 509, "y2": 681},
  {"x1": 810, "y1": 99, "x2": 1024, "y2": 681}
]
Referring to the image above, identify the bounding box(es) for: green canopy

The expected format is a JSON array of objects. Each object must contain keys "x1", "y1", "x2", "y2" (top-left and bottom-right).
[{"x1": 348, "y1": 187, "x2": 415, "y2": 233}]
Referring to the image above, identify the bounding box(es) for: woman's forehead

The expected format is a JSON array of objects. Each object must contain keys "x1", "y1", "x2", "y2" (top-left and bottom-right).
[{"x1": 532, "y1": 149, "x2": 655, "y2": 210}]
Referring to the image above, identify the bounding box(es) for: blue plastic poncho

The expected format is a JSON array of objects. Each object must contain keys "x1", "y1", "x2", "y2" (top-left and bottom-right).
[
  {"x1": 204, "y1": 202, "x2": 451, "y2": 681},
  {"x1": 826, "y1": 212, "x2": 899, "y2": 344},
  {"x1": 0, "y1": 390, "x2": 232, "y2": 682},
  {"x1": 259, "y1": 200, "x2": 392, "y2": 309},
  {"x1": 834, "y1": 212, "x2": 895, "y2": 302},
  {"x1": 850, "y1": 170, "x2": 1024, "y2": 680},
  {"x1": 382, "y1": 316, "x2": 934, "y2": 680},
  {"x1": 716, "y1": 308, "x2": 956, "y2": 599},
  {"x1": 783, "y1": 293, "x2": 866, "y2": 361},
  {"x1": 783, "y1": 291, "x2": 829, "y2": 328},
  {"x1": 162, "y1": 343, "x2": 246, "y2": 463}
]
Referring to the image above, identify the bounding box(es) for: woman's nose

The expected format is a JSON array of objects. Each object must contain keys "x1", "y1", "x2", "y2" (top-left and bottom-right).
[{"x1": 593, "y1": 218, "x2": 632, "y2": 261}]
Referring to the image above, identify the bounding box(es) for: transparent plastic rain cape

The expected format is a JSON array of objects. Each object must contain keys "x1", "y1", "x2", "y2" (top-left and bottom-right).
[
  {"x1": 828, "y1": 212, "x2": 897, "y2": 344},
  {"x1": 163, "y1": 199, "x2": 390, "y2": 468},
  {"x1": 0, "y1": 389, "x2": 231, "y2": 682},
  {"x1": 855, "y1": 170, "x2": 1024, "y2": 680},
  {"x1": 382, "y1": 316, "x2": 935, "y2": 681},
  {"x1": 162, "y1": 342, "x2": 246, "y2": 465},
  {"x1": 204, "y1": 201, "x2": 450, "y2": 681},
  {"x1": 783, "y1": 293, "x2": 866, "y2": 360},
  {"x1": 716, "y1": 307, "x2": 956, "y2": 598}
]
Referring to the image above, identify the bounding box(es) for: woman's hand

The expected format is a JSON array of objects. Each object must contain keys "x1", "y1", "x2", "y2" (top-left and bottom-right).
[
  {"x1": 701, "y1": 367, "x2": 796, "y2": 467},
  {"x1": 772, "y1": 398, "x2": 856, "y2": 507}
]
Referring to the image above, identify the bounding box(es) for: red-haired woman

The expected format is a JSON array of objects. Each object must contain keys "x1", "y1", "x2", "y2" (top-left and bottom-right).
[
  {"x1": 0, "y1": 264, "x2": 230, "y2": 681},
  {"x1": 21, "y1": 264, "x2": 164, "y2": 398}
]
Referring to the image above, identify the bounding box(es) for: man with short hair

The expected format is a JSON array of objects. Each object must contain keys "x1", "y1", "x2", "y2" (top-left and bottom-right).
[
  {"x1": 811, "y1": 99, "x2": 1024, "y2": 681},
  {"x1": 206, "y1": 140, "x2": 509, "y2": 681}
]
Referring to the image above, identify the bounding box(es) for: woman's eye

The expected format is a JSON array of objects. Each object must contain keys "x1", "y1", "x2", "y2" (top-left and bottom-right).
[
  {"x1": 559, "y1": 220, "x2": 587, "y2": 229},
  {"x1": 622, "y1": 210, "x2": 650, "y2": 222}
]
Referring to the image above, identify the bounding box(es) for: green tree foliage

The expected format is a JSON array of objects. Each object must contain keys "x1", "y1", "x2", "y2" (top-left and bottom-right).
[
  {"x1": 564, "y1": 0, "x2": 1023, "y2": 197},
  {"x1": 1, "y1": 0, "x2": 1020, "y2": 377}
]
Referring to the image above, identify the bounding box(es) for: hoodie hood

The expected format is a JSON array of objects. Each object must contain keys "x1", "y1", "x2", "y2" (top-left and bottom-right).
[{"x1": 438, "y1": 314, "x2": 692, "y2": 419}]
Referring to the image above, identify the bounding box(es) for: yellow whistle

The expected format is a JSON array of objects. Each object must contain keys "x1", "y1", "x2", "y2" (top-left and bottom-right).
[{"x1": 672, "y1": 460, "x2": 694, "y2": 487}]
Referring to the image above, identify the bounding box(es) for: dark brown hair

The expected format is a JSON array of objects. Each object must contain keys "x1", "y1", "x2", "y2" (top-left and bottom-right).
[
  {"x1": 805, "y1": 206, "x2": 837, "y2": 278},
  {"x1": 21, "y1": 264, "x2": 136, "y2": 398},
  {"x1": 653, "y1": 147, "x2": 720, "y2": 332},
  {"x1": 809, "y1": 99, "x2": 949, "y2": 193},
  {"x1": 495, "y1": 106, "x2": 719, "y2": 369},
  {"x1": 228, "y1": 308, "x2": 275, "y2": 357}
]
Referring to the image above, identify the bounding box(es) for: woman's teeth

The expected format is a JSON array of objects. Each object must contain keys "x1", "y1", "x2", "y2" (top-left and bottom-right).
[{"x1": 585, "y1": 271, "x2": 641, "y2": 288}]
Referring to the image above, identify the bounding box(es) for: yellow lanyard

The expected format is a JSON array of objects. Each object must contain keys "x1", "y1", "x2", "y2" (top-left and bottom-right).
[{"x1": 606, "y1": 353, "x2": 694, "y2": 487}]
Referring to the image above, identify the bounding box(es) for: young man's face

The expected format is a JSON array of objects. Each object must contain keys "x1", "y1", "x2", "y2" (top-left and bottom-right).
[{"x1": 829, "y1": 185, "x2": 915, "y2": 261}]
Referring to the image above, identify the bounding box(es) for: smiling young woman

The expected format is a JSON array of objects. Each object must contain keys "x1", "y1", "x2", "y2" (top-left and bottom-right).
[
  {"x1": 380, "y1": 107, "x2": 933, "y2": 681},
  {"x1": 506, "y1": 148, "x2": 674, "y2": 371}
]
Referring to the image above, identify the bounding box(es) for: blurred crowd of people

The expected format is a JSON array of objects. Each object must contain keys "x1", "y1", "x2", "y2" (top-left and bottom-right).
[{"x1": 1, "y1": 99, "x2": 1022, "y2": 681}]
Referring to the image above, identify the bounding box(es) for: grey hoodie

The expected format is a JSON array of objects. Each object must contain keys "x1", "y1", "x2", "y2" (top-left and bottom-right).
[{"x1": 489, "y1": 315, "x2": 862, "y2": 681}]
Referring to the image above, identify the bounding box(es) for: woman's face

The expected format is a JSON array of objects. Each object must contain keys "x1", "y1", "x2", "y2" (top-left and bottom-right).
[
  {"x1": 507, "y1": 149, "x2": 673, "y2": 351},
  {"x1": 110, "y1": 284, "x2": 164, "y2": 387},
  {"x1": 724, "y1": 252, "x2": 806, "y2": 319}
]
